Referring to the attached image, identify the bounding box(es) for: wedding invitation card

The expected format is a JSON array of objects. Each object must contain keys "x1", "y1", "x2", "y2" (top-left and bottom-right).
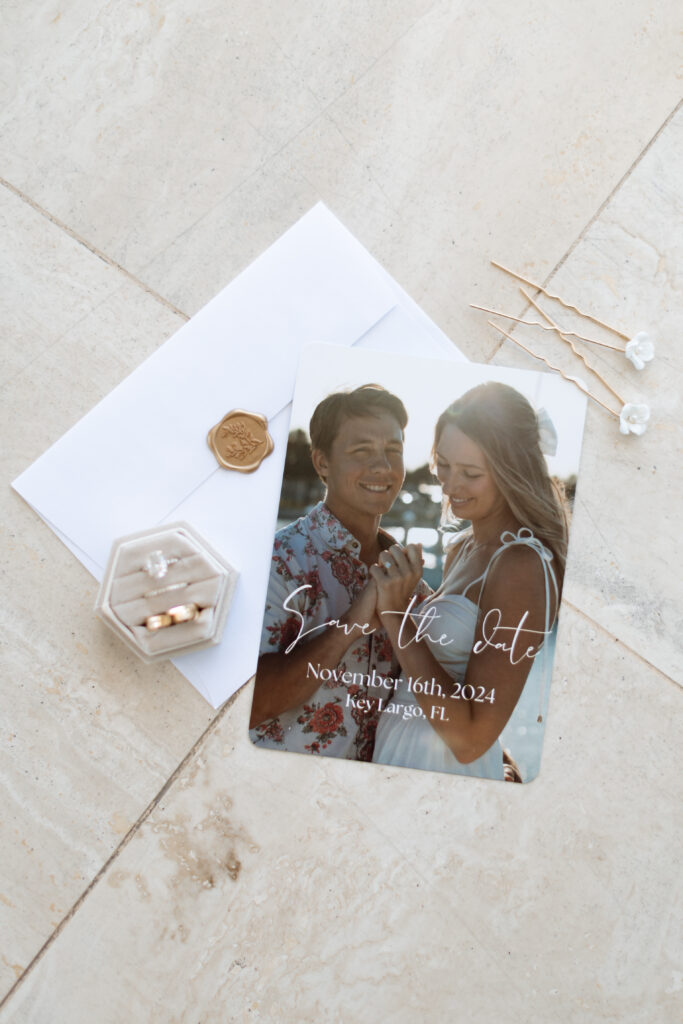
[{"x1": 249, "y1": 344, "x2": 586, "y2": 782}]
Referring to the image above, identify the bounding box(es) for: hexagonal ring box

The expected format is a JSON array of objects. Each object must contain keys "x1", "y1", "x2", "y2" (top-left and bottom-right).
[{"x1": 95, "y1": 522, "x2": 239, "y2": 663}]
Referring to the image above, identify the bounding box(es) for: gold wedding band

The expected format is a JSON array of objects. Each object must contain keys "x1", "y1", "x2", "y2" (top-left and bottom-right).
[
  {"x1": 144, "y1": 603, "x2": 200, "y2": 631},
  {"x1": 168, "y1": 603, "x2": 200, "y2": 624},
  {"x1": 145, "y1": 612, "x2": 173, "y2": 631}
]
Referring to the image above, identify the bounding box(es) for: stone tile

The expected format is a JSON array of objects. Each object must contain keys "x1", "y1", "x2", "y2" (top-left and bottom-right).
[
  {"x1": 0, "y1": 186, "x2": 128, "y2": 386},
  {"x1": 3, "y1": 611, "x2": 680, "y2": 1023},
  {"x1": 133, "y1": 122, "x2": 399, "y2": 316},
  {"x1": 294, "y1": 607, "x2": 682, "y2": 1023},
  {"x1": 0, "y1": 0, "x2": 435, "y2": 274},
  {"x1": 249, "y1": 0, "x2": 438, "y2": 108},
  {"x1": 2, "y1": 1, "x2": 682, "y2": 1015},
  {"x1": 139, "y1": 0, "x2": 683, "y2": 360},
  {"x1": 0, "y1": 222, "x2": 215, "y2": 996},
  {"x1": 315, "y1": 0, "x2": 682, "y2": 364},
  {"x1": 489, "y1": 107, "x2": 683, "y2": 683},
  {"x1": 0, "y1": 685, "x2": 540, "y2": 1024},
  {"x1": 0, "y1": 496, "x2": 215, "y2": 994}
]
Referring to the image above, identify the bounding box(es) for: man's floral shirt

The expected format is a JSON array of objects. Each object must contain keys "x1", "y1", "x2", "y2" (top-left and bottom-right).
[{"x1": 249, "y1": 502, "x2": 428, "y2": 761}]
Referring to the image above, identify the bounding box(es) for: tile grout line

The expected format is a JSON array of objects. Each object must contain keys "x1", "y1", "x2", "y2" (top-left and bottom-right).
[
  {"x1": 562, "y1": 599, "x2": 682, "y2": 691},
  {"x1": 0, "y1": 175, "x2": 190, "y2": 322},
  {"x1": 1, "y1": 1, "x2": 441, "y2": 297},
  {"x1": 483, "y1": 91, "x2": 683, "y2": 695},
  {"x1": 489, "y1": 95, "x2": 683, "y2": 359},
  {"x1": 0, "y1": 683, "x2": 248, "y2": 1012},
  {"x1": 130, "y1": 0, "x2": 442, "y2": 275}
]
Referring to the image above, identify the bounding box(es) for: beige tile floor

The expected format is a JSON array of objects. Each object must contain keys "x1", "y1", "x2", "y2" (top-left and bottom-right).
[{"x1": 1, "y1": 2, "x2": 681, "y2": 1020}]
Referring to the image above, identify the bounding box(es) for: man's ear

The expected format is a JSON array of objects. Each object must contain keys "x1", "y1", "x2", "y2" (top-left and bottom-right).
[{"x1": 311, "y1": 448, "x2": 328, "y2": 484}]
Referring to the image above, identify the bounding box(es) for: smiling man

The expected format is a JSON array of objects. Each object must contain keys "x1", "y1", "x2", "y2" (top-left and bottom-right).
[{"x1": 249, "y1": 384, "x2": 417, "y2": 761}]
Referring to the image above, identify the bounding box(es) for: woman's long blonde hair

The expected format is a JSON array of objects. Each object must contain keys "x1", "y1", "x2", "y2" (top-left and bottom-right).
[{"x1": 432, "y1": 382, "x2": 568, "y2": 589}]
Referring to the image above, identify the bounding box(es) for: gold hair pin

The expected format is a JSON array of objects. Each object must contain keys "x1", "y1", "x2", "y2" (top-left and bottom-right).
[
  {"x1": 469, "y1": 302, "x2": 622, "y2": 351},
  {"x1": 488, "y1": 320, "x2": 650, "y2": 436},
  {"x1": 488, "y1": 260, "x2": 655, "y2": 370},
  {"x1": 519, "y1": 288, "x2": 625, "y2": 407}
]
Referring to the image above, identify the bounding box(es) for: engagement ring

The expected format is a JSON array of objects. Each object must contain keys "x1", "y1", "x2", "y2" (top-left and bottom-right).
[{"x1": 143, "y1": 550, "x2": 180, "y2": 580}]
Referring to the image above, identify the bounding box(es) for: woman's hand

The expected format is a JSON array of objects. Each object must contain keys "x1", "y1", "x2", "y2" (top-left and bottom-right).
[{"x1": 369, "y1": 543, "x2": 424, "y2": 618}]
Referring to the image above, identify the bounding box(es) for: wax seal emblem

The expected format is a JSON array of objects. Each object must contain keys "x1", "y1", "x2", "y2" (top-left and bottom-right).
[{"x1": 207, "y1": 410, "x2": 274, "y2": 473}]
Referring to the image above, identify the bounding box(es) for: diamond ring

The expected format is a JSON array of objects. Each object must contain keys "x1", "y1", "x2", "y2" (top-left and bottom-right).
[{"x1": 143, "y1": 550, "x2": 180, "y2": 581}]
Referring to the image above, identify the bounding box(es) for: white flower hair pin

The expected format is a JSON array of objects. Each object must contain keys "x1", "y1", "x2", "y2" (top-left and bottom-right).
[
  {"x1": 473, "y1": 260, "x2": 655, "y2": 370},
  {"x1": 624, "y1": 332, "x2": 655, "y2": 370},
  {"x1": 488, "y1": 320, "x2": 650, "y2": 436}
]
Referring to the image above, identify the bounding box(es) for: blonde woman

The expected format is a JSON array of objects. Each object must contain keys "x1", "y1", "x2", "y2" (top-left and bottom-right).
[{"x1": 370, "y1": 382, "x2": 567, "y2": 781}]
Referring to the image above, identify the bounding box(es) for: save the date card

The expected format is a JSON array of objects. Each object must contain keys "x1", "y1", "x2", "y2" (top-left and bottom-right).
[{"x1": 249, "y1": 344, "x2": 586, "y2": 782}]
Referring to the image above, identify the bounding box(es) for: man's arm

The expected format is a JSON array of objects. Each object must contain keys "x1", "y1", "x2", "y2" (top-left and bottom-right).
[{"x1": 249, "y1": 581, "x2": 378, "y2": 729}]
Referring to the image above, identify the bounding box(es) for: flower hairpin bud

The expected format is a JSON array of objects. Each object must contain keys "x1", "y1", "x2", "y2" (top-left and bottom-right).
[
  {"x1": 625, "y1": 332, "x2": 655, "y2": 370},
  {"x1": 619, "y1": 403, "x2": 650, "y2": 436},
  {"x1": 487, "y1": 320, "x2": 650, "y2": 436},
  {"x1": 487, "y1": 260, "x2": 655, "y2": 368}
]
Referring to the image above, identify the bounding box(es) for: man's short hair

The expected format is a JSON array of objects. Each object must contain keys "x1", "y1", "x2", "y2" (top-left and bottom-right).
[{"x1": 309, "y1": 384, "x2": 408, "y2": 455}]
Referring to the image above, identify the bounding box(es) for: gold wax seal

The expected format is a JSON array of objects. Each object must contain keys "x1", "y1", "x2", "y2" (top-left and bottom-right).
[{"x1": 207, "y1": 410, "x2": 274, "y2": 473}]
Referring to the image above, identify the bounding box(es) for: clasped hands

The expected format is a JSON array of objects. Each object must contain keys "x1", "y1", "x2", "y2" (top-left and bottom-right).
[{"x1": 345, "y1": 543, "x2": 424, "y2": 633}]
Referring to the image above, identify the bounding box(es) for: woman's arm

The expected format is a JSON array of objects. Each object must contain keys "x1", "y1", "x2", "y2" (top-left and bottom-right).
[{"x1": 372, "y1": 543, "x2": 555, "y2": 763}]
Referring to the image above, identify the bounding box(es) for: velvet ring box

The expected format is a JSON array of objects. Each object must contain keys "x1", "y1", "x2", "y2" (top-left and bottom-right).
[{"x1": 95, "y1": 522, "x2": 238, "y2": 663}]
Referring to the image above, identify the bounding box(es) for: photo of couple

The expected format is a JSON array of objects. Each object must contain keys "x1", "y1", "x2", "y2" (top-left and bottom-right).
[{"x1": 249, "y1": 345, "x2": 585, "y2": 782}]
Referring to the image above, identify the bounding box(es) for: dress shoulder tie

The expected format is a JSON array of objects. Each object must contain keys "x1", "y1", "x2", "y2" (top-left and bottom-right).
[{"x1": 480, "y1": 527, "x2": 559, "y2": 724}]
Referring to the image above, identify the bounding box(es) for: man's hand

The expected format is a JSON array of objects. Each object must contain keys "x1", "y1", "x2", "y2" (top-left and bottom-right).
[{"x1": 343, "y1": 578, "x2": 380, "y2": 633}]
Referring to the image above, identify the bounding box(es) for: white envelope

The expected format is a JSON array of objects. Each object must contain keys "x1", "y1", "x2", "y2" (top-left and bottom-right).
[{"x1": 13, "y1": 203, "x2": 466, "y2": 708}]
